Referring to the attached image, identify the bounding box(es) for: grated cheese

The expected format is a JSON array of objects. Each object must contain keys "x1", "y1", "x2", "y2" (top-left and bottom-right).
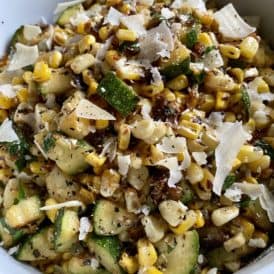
[
  {"x1": 157, "y1": 135, "x2": 187, "y2": 154},
  {"x1": 150, "y1": 67, "x2": 162, "y2": 85},
  {"x1": 192, "y1": 152, "x2": 207, "y2": 166},
  {"x1": 104, "y1": 7, "x2": 123, "y2": 26},
  {"x1": 8, "y1": 43, "x2": 39, "y2": 71},
  {"x1": 79, "y1": 217, "x2": 92, "y2": 241},
  {"x1": 54, "y1": 0, "x2": 85, "y2": 15},
  {"x1": 203, "y1": 49, "x2": 224, "y2": 70},
  {"x1": 0, "y1": 119, "x2": 19, "y2": 143},
  {"x1": 70, "y1": 11, "x2": 89, "y2": 26},
  {"x1": 171, "y1": 0, "x2": 206, "y2": 12},
  {"x1": 117, "y1": 155, "x2": 131, "y2": 176},
  {"x1": 139, "y1": 99, "x2": 152, "y2": 120},
  {"x1": 120, "y1": 14, "x2": 146, "y2": 36},
  {"x1": 214, "y1": 4, "x2": 256, "y2": 40},
  {"x1": 161, "y1": 8, "x2": 175, "y2": 19},
  {"x1": 213, "y1": 122, "x2": 251, "y2": 195},
  {"x1": 75, "y1": 99, "x2": 116, "y2": 120},
  {"x1": 23, "y1": 25, "x2": 42, "y2": 41},
  {"x1": 40, "y1": 200, "x2": 84, "y2": 211}
]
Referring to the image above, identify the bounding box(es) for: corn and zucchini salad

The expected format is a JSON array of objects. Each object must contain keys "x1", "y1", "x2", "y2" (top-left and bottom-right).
[{"x1": 0, "y1": 0, "x2": 274, "y2": 273}]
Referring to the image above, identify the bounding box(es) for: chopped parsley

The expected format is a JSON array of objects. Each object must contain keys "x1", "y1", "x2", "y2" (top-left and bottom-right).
[
  {"x1": 241, "y1": 88, "x2": 251, "y2": 119},
  {"x1": 43, "y1": 134, "x2": 55, "y2": 152},
  {"x1": 223, "y1": 174, "x2": 236, "y2": 191},
  {"x1": 186, "y1": 29, "x2": 198, "y2": 49},
  {"x1": 204, "y1": 46, "x2": 216, "y2": 55}
]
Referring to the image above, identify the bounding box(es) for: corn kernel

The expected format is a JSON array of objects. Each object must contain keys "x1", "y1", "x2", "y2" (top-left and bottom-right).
[
  {"x1": 220, "y1": 44, "x2": 241, "y2": 59},
  {"x1": 224, "y1": 112, "x2": 236, "y2": 122},
  {"x1": 118, "y1": 124, "x2": 131, "y2": 151},
  {"x1": 167, "y1": 74, "x2": 188, "y2": 91},
  {"x1": 245, "y1": 118, "x2": 256, "y2": 133},
  {"x1": 17, "y1": 88, "x2": 29, "y2": 103},
  {"x1": 232, "y1": 158, "x2": 242, "y2": 171},
  {"x1": 245, "y1": 176, "x2": 258, "y2": 184},
  {"x1": 162, "y1": 88, "x2": 176, "y2": 102},
  {"x1": 85, "y1": 152, "x2": 106, "y2": 169},
  {"x1": 186, "y1": 162, "x2": 204, "y2": 184},
  {"x1": 12, "y1": 76, "x2": 24, "y2": 85},
  {"x1": 53, "y1": 29, "x2": 68, "y2": 45},
  {"x1": 231, "y1": 217, "x2": 255, "y2": 240},
  {"x1": 224, "y1": 232, "x2": 246, "y2": 252},
  {"x1": 76, "y1": 22, "x2": 86, "y2": 34},
  {"x1": 29, "y1": 161, "x2": 47, "y2": 175},
  {"x1": 105, "y1": 50, "x2": 120, "y2": 67},
  {"x1": 248, "y1": 155, "x2": 271, "y2": 173},
  {"x1": 22, "y1": 71, "x2": 33, "y2": 84},
  {"x1": 144, "y1": 267, "x2": 163, "y2": 274},
  {"x1": 230, "y1": 92, "x2": 242, "y2": 104},
  {"x1": 48, "y1": 51, "x2": 63, "y2": 68},
  {"x1": 79, "y1": 35, "x2": 96, "y2": 54},
  {"x1": 116, "y1": 29, "x2": 137, "y2": 42},
  {"x1": 33, "y1": 61, "x2": 51, "y2": 82},
  {"x1": 0, "y1": 94, "x2": 14, "y2": 109},
  {"x1": 119, "y1": 3, "x2": 131, "y2": 14},
  {"x1": 198, "y1": 94, "x2": 215, "y2": 112},
  {"x1": 170, "y1": 210, "x2": 197, "y2": 235},
  {"x1": 177, "y1": 120, "x2": 202, "y2": 140},
  {"x1": 99, "y1": 26, "x2": 111, "y2": 41},
  {"x1": 254, "y1": 77, "x2": 270, "y2": 93},
  {"x1": 237, "y1": 145, "x2": 263, "y2": 163},
  {"x1": 79, "y1": 187, "x2": 96, "y2": 204},
  {"x1": 194, "y1": 210, "x2": 205, "y2": 228},
  {"x1": 198, "y1": 33, "x2": 213, "y2": 47},
  {"x1": 240, "y1": 36, "x2": 259, "y2": 60},
  {"x1": 0, "y1": 168, "x2": 12, "y2": 181},
  {"x1": 229, "y1": 68, "x2": 244, "y2": 83},
  {"x1": 45, "y1": 198, "x2": 57, "y2": 223},
  {"x1": 0, "y1": 109, "x2": 8, "y2": 122},
  {"x1": 95, "y1": 120, "x2": 109, "y2": 130},
  {"x1": 106, "y1": 0, "x2": 122, "y2": 5},
  {"x1": 82, "y1": 69, "x2": 98, "y2": 96},
  {"x1": 137, "y1": 239, "x2": 158, "y2": 267},
  {"x1": 119, "y1": 253, "x2": 139, "y2": 274},
  {"x1": 141, "y1": 82, "x2": 164, "y2": 97},
  {"x1": 215, "y1": 91, "x2": 230, "y2": 110}
]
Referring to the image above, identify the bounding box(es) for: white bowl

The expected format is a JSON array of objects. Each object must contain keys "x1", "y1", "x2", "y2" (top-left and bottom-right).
[{"x1": 0, "y1": 1, "x2": 273, "y2": 273}]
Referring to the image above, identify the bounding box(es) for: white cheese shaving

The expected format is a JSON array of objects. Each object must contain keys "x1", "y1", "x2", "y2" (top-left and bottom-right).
[
  {"x1": 213, "y1": 122, "x2": 251, "y2": 195},
  {"x1": 139, "y1": 99, "x2": 152, "y2": 120},
  {"x1": 139, "y1": 22, "x2": 174, "y2": 62},
  {"x1": 40, "y1": 200, "x2": 84, "y2": 211},
  {"x1": 192, "y1": 152, "x2": 207, "y2": 165},
  {"x1": 190, "y1": 62, "x2": 205, "y2": 73},
  {"x1": 54, "y1": 0, "x2": 85, "y2": 15},
  {"x1": 7, "y1": 43, "x2": 39, "y2": 71},
  {"x1": 244, "y1": 68, "x2": 259, "y2": 79},
  {"x1": 23, "y1": 25, "x2": 42, "y2": 41},
  {"x1": 157, "y1": 135, "x2": 187, "y2": 154},
  {"x1": 8, "y1": 245, "x2": 19, "y2": 255},
  {"x1": 207, "y1": 268, "x2": 218, "y2": 274},
  {"x1": 155, "y1": 157, "x2": 182, "y2": 187},
  {"x1": 75, "y1": 99, "x2": 116, "y2": 120},
  {"x1": 214, "y1": 4, "x2": 256, "y2": 40},
  {"x1": 207, "y1": 112, "x2": 224, "y2": 128},
  {"x1": 70, "y1": 11, "x2": 89, "y2": 26},
  {"x1": 171, "y1": 0, "x2": 206, "y2": 12},
  {"x1": 203, "y1": 49, "x2": 224, "y2": 70},
  {"x1": 0, "y1": 119, "x2": 19, "y2": 143},
  {"x1": 0, "y1": 241, "x2": 4, "y2": 247},
  {"x1": 0, "y1": 84, "x2": 17, "y2": 98},
  {"x1": 120, "y1": 14, "x2": 146, "y2": 36},
  {"x1": 104, "y1": 7, "x2": 123, "y2": 26},
  {"x1": 79, "y1": 217, "x2": 92, "y2": 241},
  {"x1": 117, "y1": 155, "x2": 131, "y2": 176},
  {"x1": 115, "y1": 58, "x2": 144, "y2": 78},
  {"x1": 150, "y1": 67, "x2": 162, "y2": 85},
  {"x1": 248, "y1": 238, "x2": 266, "y2": 248},
  {"x1": 34, "y1": 139, "x2": 48, "y2": 160},
  {"x1": 95, "y1": 36, "x2": 113, "y2": 61},
  {"x1": 161, "y1": 8, "x2": 175, "y2": 19}
]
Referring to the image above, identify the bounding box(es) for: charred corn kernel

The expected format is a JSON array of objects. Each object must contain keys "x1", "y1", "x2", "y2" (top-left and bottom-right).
[
  {"x1": 105, "y1": 50, "x2": 120, "y2": 67},
  {"x1": 100, "y1": 169, "x2": 121, "y2": 197},
  {"x1": 186, "y1": 162, "x2": 204, "y2": 184},
  {"x1": 48, "y1": 51, "x2": 63, "y2": 68},
  {"x1": 175, "y1": 91, "x2": 187, "y2": 104},
  {"x1": 119, "y1": 3, "x2": 131, "y2": 14},
  {"x1": 116, "y1": 29, "x2": 137, "y2": 42},
  {"x1": 198, "y1": 32, "x2": 213, "y2": 47},
  {"x1": 17, "y1": 88, "x2": 29, "y2": 103},
  {"x1": 95, "y1": 120, "x2": 109, "y2": 130},
  {"x1": 162, "y1": 88, "x2": 176, "y2": 102},
  {"x1": 94, "y1": 166, "x2": 103, "y2": 175},
  {"x1": 170, "y1": 210, "x2": 197, "y2": 235},
  {"x1": 198, "y1": 94, "x2": 215, "y2": 112},
  {"x1": 240, "y1": 36, "x2": 259, "y2": 60},
  {"x1": 167, "y1": 74, "x2": 188, "y2": 91},
  {"x1": 79, "y1": 174, "x2": 93, "y2": 186},
  {"x1": 88, "y1": 79, "x2": 98, "y2": 95},
  {"x1": 99, "y1": 26, "x2": 111, "y2": 41},
  {"x1": 232, "y1": 158, "x2": 242, "y2": 171},
  {"x1": 194, "y1": 210, "x2": 205, "y2": 228},
  {"x1": 82, "y1": 70, "x2": 98, "y2": 95},
  {"x1": 237, "y1": 145, "x2": 264, "y2": 163},
  {"x1": 220, "y1": 44, "x2": 240, "y2": 59},
  {"x1": 78, "y1": 35, "x2": 96, "y2": 53},
  {"x1": 11, "y1": 76, "x2": 24, "y2": 85},
  {"x1": 224, "y1": 232, "x2": 246, "y2": 252},
  {"x1": 245, "y1": 118, "x2": 256, "y2": 133},
  {"x1": 248, "y1": 155, "x2": 271, "y2": 173},
  {"x1": 45, "y1": 198, "x2": 57, "y2": 223},
  {"x1": 85, "y1": 152, "x2": 106, "y2": 169},
  {"x1": 211, "y1": 206, "x2": 239, "y2": 227},
  {"x1": 194, "y1": 10, "x2": 214, "y2": 26},
  {"x1": 255, "y1": 77, "x2": 270, "y2": 93},
  {"x1": 245, "y1": 176, "x2": 258, "y2": 184},
  {"x1": 180, "y1": 110, "x2": 195, "y2": 121},
  {"x1": 224, "y1": 112, "x2": 236, "y2": 122},
  {"x1": 137, "y1": 239, "x2": 157, "y2": 267},
  {"x1": 229, "y1": 68, "x2": 244, "y2": 83},
  {"x1": 177, "y1": 120, "x2": 202, "y2": 140},
  {"x1": 0, "y1": 168, "x2": 12, "y2": 181},
  {"x1": 71, "y1": 54, "x2": 95, "y2": 74},
  {"x1": 144, "y1": 267, "x2": 163, "y2": 274},
  {"x1": 33, "y1": 61, "x2": 51, "y2": 82},
  {"x1": 0, "y1": 95, "x2": 14, "y2": 109},
  {"x1": 76, "y1": 22, "x2": 86, "y2": 34},
  {"x1": 150, "y1": 145, "x2": 164, "y2": 163},
  {"x1": 29, "y1": 161, "x2": 47, "y2": 175},
  {"x1": 119, "y1": 253, "x2": 138, "y2": 274},
  {"x1": 230, "y1": 92, "x2": 242, "y2": 104},
  {"x1": 54, "y1": 29, "x2": 68, "y2": 45},
  {"x1": 79, "y1": 187, "x2": 96, "y2": 204},
  {"x1": 232, "y1": 217, "x2": 255, "y2": 240},
  {"x1": 141, "y1": 82, "x2": 164, "y2": 97},
  {"x1": 0, "y1": 109, "x2": 8, "y2": 122},
  {"x1": 22, "y1": 71, "x2": 33, "y2": 84},
  {"x1": 118, "y1": 124, "x2": 131, "y2": 151},
  {"x1": 106, "y1": 0, "x2": 122, "y2": 5},
  {"x1": 215, "y1": 91, "x2": 230, "y2": 110}
]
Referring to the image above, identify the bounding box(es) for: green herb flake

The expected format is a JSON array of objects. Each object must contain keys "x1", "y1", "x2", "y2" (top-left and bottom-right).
[
  {"x1": 186, "y1": 29, "x2": 198, "y2": 49},
  {"x1": 18, "y1": 182, "x2": 26, "y2": 201},
  {"x1": 223, "y1": 174, "x2": 236, "y2": 191},
  {"x1": 255, "y1": 140, "x2": 274, "y2": 160},
  {"x1": 241, "y1": 88, "x2": 251, "y2": 118},
  {"x1": 204, "y1": 46, "x2": 216, "y2": 55},
  {"x1": 43, "y1": 134, "x2": 55, "y2": 152}
]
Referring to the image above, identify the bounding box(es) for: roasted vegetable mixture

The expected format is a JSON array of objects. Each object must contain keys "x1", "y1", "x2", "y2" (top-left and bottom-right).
[{"x1": 0, "y1": 0, "x2": 274, "y2": 273}]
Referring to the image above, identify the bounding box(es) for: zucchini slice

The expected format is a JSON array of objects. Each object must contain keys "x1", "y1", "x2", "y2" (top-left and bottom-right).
[
  {"x1": 54, "y1": 208, "x2": 80, "y2": 252},
  {"x1": 87, "y1": 235, "x2": 123, "y2": 274},
  {"x1": 160, "y1": 58, "x2": 190, "y2": 80},
  {"x1": 97, "y1": 72, "x2": 139, "y2": 116},
  {"x1": 57, "y1": 4, "x2": 83, "y2": 27},
  {"x1": 93, "y1": 199, "x2": 133, "y2": 236},
  {"x1": 9, "y1": 26, "x2": 25, "y2": 49},
  {"x1": 16, "y1": 227, "x2": 58, "y2": 261}
]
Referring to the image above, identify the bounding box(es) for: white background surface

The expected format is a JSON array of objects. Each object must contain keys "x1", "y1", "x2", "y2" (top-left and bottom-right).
[{"x1": 0, "y1": 0, "x2": 274, "y2": 273}]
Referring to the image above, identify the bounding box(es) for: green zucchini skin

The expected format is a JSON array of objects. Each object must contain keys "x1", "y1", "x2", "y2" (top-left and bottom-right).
[
  {"x1": 57, "y1": 4, "x2": 83, "y2": 27},
  {"x1": 160, "y1": 57, "x2": 190, "y2": 80}
]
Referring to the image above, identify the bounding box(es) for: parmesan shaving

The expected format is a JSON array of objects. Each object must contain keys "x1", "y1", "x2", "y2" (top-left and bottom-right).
[
  {"x1": 155, "y1": 157, "x2": 182, "y2": 187},
  {"x1": 0, "y1": 119, "x2": 19, "y2": 143},
  {"x1": 192, "y1": 152, "x2": 207, "y2": 165},
  {"x1": 203, "y1": 49, "x2": 224, "y2": 70},
  {"x1": 104, "y1": 7, "x2": 123, "y2": 26},
  {"x1": 214, "y1": 4, "x2": 256, "y2": 40},
  {"x1": 40, "y1": 200, "x2": 84, "y2": 211},
  {"x1": 23, "y1": 25, "x2": 42, "y2": 41},
  {"x1": 213, "y1": 122, "x2": 251, "y2": 195},
  {"x1": 248, "y1": 238, "x2": 266, "y2": 248},
  {"x1": 7, "y1": 245, "x2": 19, "y2": 255},
  {"x1": 7, "y1": 43, "x2": 39, "y2": 71},
  {"x1": 139, "y1": 99, "x2": 152, "y2": 120},
  {"x1": 150, "y1": 67, "x2": 162, "y2": 85},
  {"x1": 95, "y1": 36, "x2": 113, "y2": 61},
  {"x1": 79, "y1": 217, "x2": 92, "y2": 241},
  {"x1": 161, "y1": 8, "x2": 175, "y2": 19},
  {"x1": 0, "y1": 84, "x2": 17, "y2": 98},
  {"x1": 120, "y1": 14, "x2": 146, "y2": 36},
  {"x1": 75, "y1": 99, "x2": 116, "y2": 120},
  {"x1": 54, "y1": 0, "x2": 85, "y2": 15},
  {"x1": 157, "y1": 135, "x2": 187, "y2": 154},
  {"x1": 171, "y1": 0, "x2": 206, "y2": 12},
  {"x1": 117, "y1": 155, "x2": 131, "y2": 176},
  {"x1": 70, "y1": 12, "x2": 89, "y2": 26}
]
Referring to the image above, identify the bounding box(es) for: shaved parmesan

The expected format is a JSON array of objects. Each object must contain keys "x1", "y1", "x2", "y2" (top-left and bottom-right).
[
  {"x1": 8, "y1": 43, "x2": 39, "y2": 71},
  {"x1": 117, "y1": 155, "x2": 131, "y2": 176},
  {"x1": 79, "y1": 217, "x2": 92, "y2": 241},
  {"x1": 75, "y1": 99, "x2": 116, "y2": 120},
  {"x1": 0, "y1": 119, "x2": 19, "y2": 143},
  {"x1": 70, "y1": 12, "x2": 89, "y2": 26},
  {"x1": 171, "y1": 0, "x2": 206, "y2": 12},
  {"x1": 203, "y1": 49, "x2": 224, "y2": 70},
  {"x1": 23, "y1": 25, "x2": 42, "y2": 41},
  {"x1": 150, "y1": 67, "x2": 162, "y2": 85},
  {"x1": 207, "y1": 112, "x2": 224, "y2": 128},
  {"x1": 244, "y1": 68, "x2": 259, "y2": 79},
  {"x1": 157, "y1": 136, "x2": 187, "y2": 154},
  {"x1": 139, "y1": 99, "x2": 152, "y2": 120},
  {"x1": 192, "y1": 152, "x2": 207, "y2": 165},
  {"x1": 104, "y1": 7, "x2": 123, "y2": 26},
  {"x1": 40, "y1": 200, "x2": 84, "y2": 211},
  {"x1": 155, "y1": 157, "x2": 182, "y2": 187},
  {"x1": 115, "y1": 58, "x2": 144, "y2": 78},
  {"x1": 248, "y1": 238, "x2": 266, "y2": 248},
  {"x1": 161, "y1": 8, "x2": 175, "y2": 19},
  {"x1": 0, "y1": 84, "x2": 17, "y2": 98},
  {"x1": 120, "y1": 15, "x2": 146, "y2": 36},
  {"x1": 8, "y1": 245, "x2": 19, "y2": 255},
  {"x1": 213, "y1": 122, "x2": 251, "y2": 195},
  {"x1": 214, "y1": 4, "x2": 256, "y2": 40},
  {"x1": 54, "y1": 0, "x2": 85, "y2": 15},
  {"x1": 96, "y1": 36, "x2": 113, "y2": 61}
]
